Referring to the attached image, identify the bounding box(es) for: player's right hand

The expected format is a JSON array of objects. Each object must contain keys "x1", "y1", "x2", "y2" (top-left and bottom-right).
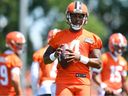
[
  {"x1": 104, "y1": 87, "x2": 114, "y2": 95},
  {"x1": 54, "y1": 45, "x2": 64, "y2": 58}
]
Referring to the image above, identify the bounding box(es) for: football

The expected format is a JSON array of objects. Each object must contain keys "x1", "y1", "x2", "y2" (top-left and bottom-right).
[{"x1": 58, "y1": 45, "x2": 70, "y2": 68}]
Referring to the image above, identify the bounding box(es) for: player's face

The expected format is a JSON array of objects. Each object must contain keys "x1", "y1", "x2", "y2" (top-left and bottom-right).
[
  {"x1": 15, "y1": 43, "x2": 24, "y2": 50},
  {"x1": 12, "y1": 43, "x2": 25, "y2": 55},
  {"x1": 70, "y1": 13, "x2": 85, "y2": 27},
  {"x1": 113, "y1": 45, "x2": 126, "y2": 56}
]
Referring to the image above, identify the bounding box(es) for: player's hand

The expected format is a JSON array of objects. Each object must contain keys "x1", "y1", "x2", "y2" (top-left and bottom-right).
[
  {"x1": 54, "y1": 45, "x2": 64, "y2": 58},
  {"x1": 64, "y1": 49, "x2": 80, "y2": 63},
  {"x1": 104, "y1": 87, "x2": 114, "y2": 95}
]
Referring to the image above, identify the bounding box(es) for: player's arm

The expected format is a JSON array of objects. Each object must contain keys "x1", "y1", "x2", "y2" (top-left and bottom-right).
[
  {"x1": 65, "y1": 48, "x2": 102, "y2": 69},
  {"x1": 92, "y1": 69, "x2": 114, "y2": 94},
  {"x1": 121, "y1": 71, "x2": 128, "y2": 94},
  {"x1": 43, "y1": 45, "x2": 63, "y2": 64},
  {"x1": 89, "y1": 49, "x2": 102, "y2": 84},
  {"x1": 87, "y1": 49, "x2": 102, "y2": 69},
  {"x1": 92, "y1": 69, "x2": 102, "y2": 87},
  {"x1": 11, "y1": 67, "x2": 22, "y2": 96},
  {"x1": 92, "y1": 69, "x2": 108, "y2": 90},
  {"x1": 30, "y1": 62, "x2": 39, "y2": 96}
]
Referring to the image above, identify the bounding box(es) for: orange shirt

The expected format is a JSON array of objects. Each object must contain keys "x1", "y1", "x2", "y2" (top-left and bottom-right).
[
  {"x1": 49, "y1": 29, "x2": 102, "y2": 85},
  {"x1": 127, "y1": 62, "x2": 128, "y2": 71},
  {"x1": 100, "y1": 52, "x2": 127, "y2": 90},
  {"x1": 0, "y1": 50, "x2": 22, "y2": 96},
  {"x1": 33, "y1": 46, "x2": 57, "y2": 86}
]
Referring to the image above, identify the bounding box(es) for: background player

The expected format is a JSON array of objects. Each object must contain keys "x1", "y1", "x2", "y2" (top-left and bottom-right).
[
  {"x1": 30, "y1": 29, "x2": 61, "y2": 96},
  {"x1": 92, "y1": 33, "x2": 128, "y2": 96},
  {"x1": 0, "y1": 31, "x2": 26, "y2": 96}
]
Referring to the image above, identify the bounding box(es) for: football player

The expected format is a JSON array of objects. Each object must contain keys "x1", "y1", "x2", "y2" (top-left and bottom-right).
[
  {"x1": 30, "y1": 29, "x2": 61, "y2": 96},
  {"x1": 43, "y1": 1, "x2": 102, "y2": 96},
  {"x1": 0, "y1": 31, "x2": 26, "y2": 95},
  {"x1": 92, "y1": 33, "x2": 128, "y2": 96}
]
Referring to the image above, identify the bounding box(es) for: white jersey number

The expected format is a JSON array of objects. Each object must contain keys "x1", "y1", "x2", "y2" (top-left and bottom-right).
[
  {"x1": 110, "y1": 65, "x2": 122, "y2": 83},
  {"x1": 63, "y1": 40, "x2": 80, "y2": 54},
  {"x1": 70, "y1": 40, "x2": 80, "y2": 54},
  {"x1": 0, "y1": 65, "x2": 8, "y2": 85}
]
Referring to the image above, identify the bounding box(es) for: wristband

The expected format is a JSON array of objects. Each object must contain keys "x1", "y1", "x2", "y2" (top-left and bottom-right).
[
  {"x1": 79, "y1": 55, "x2": 89, "y2": 64},
  {"x1": 49, "y1": 52, "x2": 56, "y2": 61},
  {"x1": 100, "y1": 82, "x2": 107, "y2": 89}
]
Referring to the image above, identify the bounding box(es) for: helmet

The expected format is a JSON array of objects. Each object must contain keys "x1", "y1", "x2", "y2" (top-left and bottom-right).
[
  {"x1": 47, "y1": 28, "x2": 61, "y2": 42},
  {"x1": 66, "y1": 1, "x2": 89, "y2": 31},
  {"x1": 109, "y1": 33, "x2": 127, "y2": 56},
  {"x1": 6, "y1": 31, "x2": 26, "y2": 53}
]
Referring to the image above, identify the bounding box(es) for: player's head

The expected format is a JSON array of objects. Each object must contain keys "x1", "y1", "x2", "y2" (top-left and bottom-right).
[
  {"x1": 6, "y1": 31, "x2": 26, "y2": 54},
  {"x1": 47, "y1": 28, "x2": 61, "y2": 42},
  {"x1": 109, "y1": 33, "x2": 127, "y2": 56},
  {"x1": 66, "y1": 1, "x2": 89, "y2": 31}
]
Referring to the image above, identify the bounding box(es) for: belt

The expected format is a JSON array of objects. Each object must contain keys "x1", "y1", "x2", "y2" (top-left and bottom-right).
[{"x1": 75, "y1": 73, "x2": 86, "y2": 78}]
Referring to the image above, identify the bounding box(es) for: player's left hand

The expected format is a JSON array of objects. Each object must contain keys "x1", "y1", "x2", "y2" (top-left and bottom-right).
[{"x1": 64, "y1": 49, "x2": 80, "y2": 63}]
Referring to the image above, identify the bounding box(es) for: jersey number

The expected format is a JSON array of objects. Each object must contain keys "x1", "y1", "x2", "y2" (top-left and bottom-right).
[
  {"x1": 0, "y1": 65, "x2": 8, "y2": 85},
  {"x1": 64, "y1": 40, "x2": 80, "y2": 54},
  {"x1": 110, "y1": 65, "x2": 122, "y2": 83}
]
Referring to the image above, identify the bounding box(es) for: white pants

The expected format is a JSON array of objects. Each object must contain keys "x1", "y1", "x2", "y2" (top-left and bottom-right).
[
  {"x1": 98, "y1": 87, "x2": 122, "y2": 96},
  {"x1": 38, "y1": 80, "x2": 56, "y2": 96}
]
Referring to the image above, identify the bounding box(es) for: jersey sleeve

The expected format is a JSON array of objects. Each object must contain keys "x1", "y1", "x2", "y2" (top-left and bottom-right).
[
  {"x1": 33, "y1": 51, "x2": 40, "y2": 62},
  {"x1": 90, "y1": 34, "x2": 102, "y2": 52},
  {"x1": 121, "y1": 57, "x2": 127, "y2": 77},
  {"x1": 48, "y1": 32, "x2": 62, "y2": 49},
  {"x1": 33, "y1": 48, "x2": 46, "y2": 63},
  {"x1": 8, "y1": 54, "x2": 22, "y2": 68},
  {"x1": 11, "y1": 67, "x2": 21, "y2": 75},
  {"x1": 127, "y1": 62, "x2": 128, "y2": 71},
  {"x1": 123, "y1": 60, "x2": 127, "y2": 71},
  {"x1": 101, "y1": 53, "x2": 108, "y2": 70}
]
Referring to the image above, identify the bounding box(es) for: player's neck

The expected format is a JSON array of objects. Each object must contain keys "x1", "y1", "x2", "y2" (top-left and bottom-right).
[
  {"x1": 109, "y1": 52, "x2": 118, "y2": 61},
  {"x1": 69, "y1": 28, "x2": 82, "y2": 33}
]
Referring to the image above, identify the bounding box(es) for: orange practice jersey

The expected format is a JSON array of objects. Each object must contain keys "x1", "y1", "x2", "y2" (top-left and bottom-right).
[
  {"x1": 127, "y1": 62, "x2": 128, "y2": 71},
  {"x1": 0, "y1": 51, "x2": 22, "y2": 96},
  {"x1": 33, "y1": 46, "x2": 57, "y2": 86},
  {"x1": 100, "y1": 52, "x2": 127, "y2": 90},
  {"x1": 49, "y1": 29, "x2": 102, "y2": 85}
]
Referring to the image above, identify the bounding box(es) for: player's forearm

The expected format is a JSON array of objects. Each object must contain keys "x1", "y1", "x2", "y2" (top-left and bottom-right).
[
  {"x1": 11, "y1": 68, "x2": 22, "y2": 95},
  {"x1": 16, "y1": 86, "x2": 22, "y2": 96},
  {"x1": 11, "y1": 80, "x2": 22, "y2": 96},
  {"x1": 43, "y1": 52, "x2": 55, "y2": 64},
  {"x1": 44, "y1": 45, "x2": 67, "y2": 64},
  {"x1": 123, "y1": 86, "x2": 128, "y2": 94},
  {"x1": 43, "y1": 46, "x2": 58, "y2": 64},
  {"x1": 79, "y1": 55, "x2": 101, "y2": 69},
  {"x1": 88, "y1": 49, "x2": 102, "y2": 68},
  {"x1": 92, "y1": 72, "x2": 101, "y2": 86},
  {"x1": 87, "y1": 58, "x2": 102, "y2": 69},
  {"x1": 122, "y1": 77, "x2": 128, "y2": 94},
  {"x1": 30, "y1": 62, "x2": 39, "y2": 95}
]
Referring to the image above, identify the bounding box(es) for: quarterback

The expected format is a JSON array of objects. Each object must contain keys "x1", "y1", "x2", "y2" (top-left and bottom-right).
[{"x1": 43, "y1": 1, "x2": 102, "y2": 96}]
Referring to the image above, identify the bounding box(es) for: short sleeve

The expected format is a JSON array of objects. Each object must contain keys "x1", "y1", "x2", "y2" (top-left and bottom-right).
[
  {"x1": 33, "y1": 48, "x2": 45, "y2": 63},
  {"x1": 48, "y1": 32, "x2": 62, "y2": 49},
  {"x1": 90, "y1": 34, "x2": 102, "y2": 52},
  {"x1": 101, "y1": 53, "x2": 108, "y2": 69},
  {"x1": 8, "y1": 54, "x2": 22, "y2": 68}
]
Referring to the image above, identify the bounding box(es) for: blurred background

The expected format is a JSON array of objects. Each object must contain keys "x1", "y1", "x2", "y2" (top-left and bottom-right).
[{"x1": 0, "y1": 0, "x2": 128, "y2": 95}]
